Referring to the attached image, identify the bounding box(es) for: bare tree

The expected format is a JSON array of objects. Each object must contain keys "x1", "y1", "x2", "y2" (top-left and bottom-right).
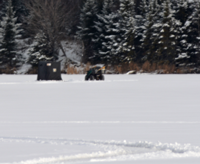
[{"x1": 24, "y1": 0, "x2": 80, "y2": 57}]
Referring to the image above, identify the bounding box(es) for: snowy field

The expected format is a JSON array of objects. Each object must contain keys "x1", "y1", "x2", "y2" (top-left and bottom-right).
[{"x1": 0, "y1": 74, "x2": 200, "y2": 164}]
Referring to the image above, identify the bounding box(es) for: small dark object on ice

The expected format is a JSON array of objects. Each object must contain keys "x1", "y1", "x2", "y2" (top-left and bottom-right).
[{"x1": 85, "y1": 65, "x2": 105, "y2": 81}]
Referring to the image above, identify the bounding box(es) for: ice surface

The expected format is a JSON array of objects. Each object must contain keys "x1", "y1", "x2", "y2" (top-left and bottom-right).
[{"x1": 0, "y1": 74, "x2": 200, "y2": 164}]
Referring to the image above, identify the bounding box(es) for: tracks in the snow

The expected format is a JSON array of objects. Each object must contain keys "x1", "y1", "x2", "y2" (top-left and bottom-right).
[{"x1": 1, "y1": 137, "x2": 200, "y2": 164}]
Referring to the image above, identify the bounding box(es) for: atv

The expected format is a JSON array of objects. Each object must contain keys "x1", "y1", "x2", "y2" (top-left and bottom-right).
[{"x1": 85, "y1": 65, "x2": 105, "y2": 81}]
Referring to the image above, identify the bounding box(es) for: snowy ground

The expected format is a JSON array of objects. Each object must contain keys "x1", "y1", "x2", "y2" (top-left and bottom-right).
[{"x1": 0, "y1": 74, "x2": 200, "y2": 164}]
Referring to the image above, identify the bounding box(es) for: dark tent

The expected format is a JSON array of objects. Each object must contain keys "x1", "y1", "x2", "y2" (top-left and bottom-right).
[{"x1": 37, "y1": 61, "x2": 62, "y2": 81}]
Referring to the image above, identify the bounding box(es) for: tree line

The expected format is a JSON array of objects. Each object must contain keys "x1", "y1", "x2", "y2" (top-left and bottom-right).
[
  {"x1": 0, "y1": 0, "x2": 200, "y2": 73},
  {"x1": 78, "y1": 0, "x2": 200, "y2": 71}
]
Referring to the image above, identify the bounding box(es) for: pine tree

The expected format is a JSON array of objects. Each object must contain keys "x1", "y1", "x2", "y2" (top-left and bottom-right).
[
  {"x1": 118, "y1": 0, "x2": 136, "y2": 63},
  {"x1": 134, "y1": 0, "x2": 148, "y2": 63},
  {"x1": 173, "y1": 0, "x2": 190, "y2": 25},
  {"x1": 77, "y1": 0, "x2": 99, "y2": 61},
  {"x1": 27, "y1": 33, "x2": 56, "y2": 67},
  {"x1": 175, "y1": 0, "x2": 200, "y2": 67},
  {"x1": 101, "y1": 0, "x2": 115, "y2": 15},
  {"x1": 142, "y1": 0, "x2": 161, "y2": 63},
  {"x1": 154, "y1": 0, "x2": 178, "y2": 64},
  {"x1": 173, "y1": 0, "x2": 189, "y2": 67},
  {"x1": 0, "y1": 1, "x2": 5, "y2": 18},
  {"x1": 92, "y1": 0, "x2": 120, "y2": 64},
  {"x1": 92, "y1": 0, "x2": 136, "y2": 64},
  {"x1": 0, "y1": 0, "x2": 22, "y2": 67},
  {"x1": 0, "y1": 0, "x2": 28, "y2": 24},
  {"x1": 11, "y1": 0, "x2": 29, "y2": 23},
  {"x1": 97, "y1": 12, "x2": 121, "y2": 64},
  {"x1": 147, "y1": 0, "x2": 164, "y2": 63}
]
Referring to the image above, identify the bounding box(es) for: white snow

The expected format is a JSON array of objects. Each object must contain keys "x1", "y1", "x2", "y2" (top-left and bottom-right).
[
  {"x1": 0, "y1": 74, "x2": 200, "y2": 164},
  {"x1": 55, "y1": 41, "x2": 83, "y2": 71}
]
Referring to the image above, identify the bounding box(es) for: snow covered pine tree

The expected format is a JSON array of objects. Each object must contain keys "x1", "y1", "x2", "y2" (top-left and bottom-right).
[
  {"x1": 134, "y1": 0, "x2": 148, "y2": 63},
  {"x1": 0, "y1": 0, "x2": 22, "y2": 68},
  {"x1": 154, "y1": 0, "x2": 178, "y2": 64},
  {"x1": 28, "y1": 33, "x2": 55, "y2": 67},
  {"x1": 142, "y1": 0, "x2": 162, "y2": 63},
  {"x1": 77, "y1": 0, "x2": 99, "y2": 62},
  {"x1": 118, "y1": 0, "x2": 136, "y2": 63},
  {"x1": 175, "y1": 0, "x2": 200, "y2": 68},
  {"x1": 92, "y1": 0, "x2": 136, "y2": 64},
  {"x1": 92, "y1": 0, "x2": 118, "y2": 64}
]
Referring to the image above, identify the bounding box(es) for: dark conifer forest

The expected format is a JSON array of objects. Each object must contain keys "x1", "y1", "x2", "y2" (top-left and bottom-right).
[{"x1": 0, "y1": 0, "x2": 200, "y2": 74}]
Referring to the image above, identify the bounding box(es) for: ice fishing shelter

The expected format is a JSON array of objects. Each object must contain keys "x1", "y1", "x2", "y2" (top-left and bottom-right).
[{"x1": 37, "y1": 61, "x2": 62, "y2": 81}]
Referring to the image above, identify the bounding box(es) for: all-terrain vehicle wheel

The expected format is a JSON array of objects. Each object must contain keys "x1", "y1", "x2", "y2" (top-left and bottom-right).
[
  {"x1": 85, "y1": 75, "x2": 89, "y2": 81},
  {"x1": 99, "y1": 75, "x2": 105, "y2": 80},
  {"x1": 90, "y1": 75, "x2": 95, "y2": 80}
]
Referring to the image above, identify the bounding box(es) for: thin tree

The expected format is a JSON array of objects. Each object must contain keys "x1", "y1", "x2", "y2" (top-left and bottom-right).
[{"x1": 25, "y1": 0, "x2": 79, "y2": 65}]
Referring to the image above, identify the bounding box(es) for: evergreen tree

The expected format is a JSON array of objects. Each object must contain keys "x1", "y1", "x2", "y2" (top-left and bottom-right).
[
  {"x1": 173, "y1": 0, "x2": 189, "y2": 67},
  {"x1": 11, "y1": 0, "x2": 29, "y2": 23},
  {"x1": 96, "y1": 12, "x2": 121, "y2": 64},
  {"x1": 118, "y1": 0, "x2": 136, "y2": 63},
  {"x1": 147, "y1": 0, "x2": 164, "y2": 63},
  {"x1": 142, "y1": 0, "x2": 161, "y2": 63},
  {"x1": 92, "y1": 0, "x2": 136, "y2": 64},
  {"x1": 101, "y1": 0, "x2": 115, "y2": 15},
  {"x1": 154, "y1": 0, "x2": 178, "y2": 64},
  {"x1": 134, "y1": 0, "x2": 148, "y2": 63},
  {"x1": 176, "y1": 1, "x2": 200, "y2": 67},
  {"x1": 27, "y1": 33, "x2": 55, "y2": 67},
  {"x1": 0, "y1": 0, "x2": 6, "y2": 18},
  {"x1": 28, "y1": 33, "x2": 58, "y2": 67},
  {"x1": 0, "y1": 0, "x2": 22, "y2": 67},
  {"x1": 173, "y1": 0, "x2": 190, "y2": 25},
  {"x1": 92, "y1": 0, "x2": 120, "y2": 64},
  {"x1": 77, "y1": 0, "x2": 99, "y2": 62},
  {"x1": 12, "y1": 0, "x2": 29, "y2": 38},
  {"x1": 0, "y1": 0, "x2": 28, "y2": 23}
]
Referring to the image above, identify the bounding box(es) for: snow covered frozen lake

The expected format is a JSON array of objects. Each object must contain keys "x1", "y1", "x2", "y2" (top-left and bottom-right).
[{"x1": 0, "y1": 74, "x2": 200, "y2": 164}]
